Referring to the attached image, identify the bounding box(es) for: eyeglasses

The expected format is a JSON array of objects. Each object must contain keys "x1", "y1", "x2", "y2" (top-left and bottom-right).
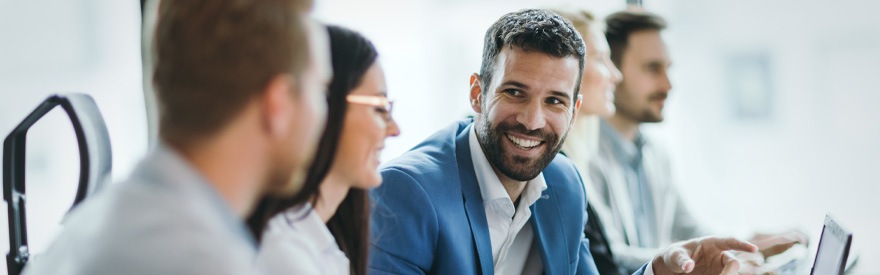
[{"x1": 346, "y1": 94, "x2": 394, "y2": 122}]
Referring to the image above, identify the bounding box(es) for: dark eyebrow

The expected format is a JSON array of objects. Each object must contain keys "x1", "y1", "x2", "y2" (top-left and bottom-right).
[
  {"x1": 500, "y1": 81, "x2": 573, "y2": 101},
  {"x1": 550, "y1": 91, "x2": 574, "y2": 102},
  {"x1": 647, "y1": 60, "x2": 671, "y2": 69},
  {"x1": 500, "y1": 81, "x2": 530, "y2": 90}
]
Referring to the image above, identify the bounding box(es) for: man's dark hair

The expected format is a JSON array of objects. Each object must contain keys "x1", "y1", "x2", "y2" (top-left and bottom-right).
[
  {"x1": 480, "y1": 9, "x2": 586, "y2": 99},
  {"x1": 605, "y1": 9, "x2": 667, "y2": 67}
]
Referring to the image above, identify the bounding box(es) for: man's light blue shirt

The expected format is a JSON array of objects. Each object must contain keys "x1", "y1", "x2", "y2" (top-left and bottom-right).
[
  {"x1": 600, "y1": 120, "x2": 658, "y2": 248},
  {"x1": 23, "y1": 144, "x2": 261, "y2": 275}
]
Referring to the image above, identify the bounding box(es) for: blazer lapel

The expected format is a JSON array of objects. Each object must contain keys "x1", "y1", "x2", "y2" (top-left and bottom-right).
[
  {"x1": 455, "y1": 124, "x2": 494, "y2": 275},
  {"x1": 530, "y1": 187, "x2": 567, "y2": 275}
]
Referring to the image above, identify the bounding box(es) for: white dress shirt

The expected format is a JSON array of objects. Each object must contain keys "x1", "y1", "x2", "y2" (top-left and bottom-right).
[
  {"x1": 468, "y1": 125, "x2": 659, "y2": 275},
  {"x1": 468, "y1": 125, "x2": 546, "y2": 275},
  {"x1": 258, "y1": 204, "x2": 350, "y2": 275}
]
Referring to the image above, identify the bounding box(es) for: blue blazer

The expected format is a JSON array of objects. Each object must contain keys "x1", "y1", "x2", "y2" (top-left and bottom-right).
[{"x1": 369, "y1": 120, "x2": 647, "y2": 274}]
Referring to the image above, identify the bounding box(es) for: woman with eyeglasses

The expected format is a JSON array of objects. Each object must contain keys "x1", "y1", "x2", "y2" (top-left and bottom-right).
[{"x1": 248, "y1": 25, "x2": 399, "y2": 275}]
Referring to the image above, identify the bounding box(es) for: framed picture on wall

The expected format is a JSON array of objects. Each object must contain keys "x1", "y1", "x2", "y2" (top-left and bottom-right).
[{"x1": 726, "y1": 52, "x2": 774, "y2": 120}]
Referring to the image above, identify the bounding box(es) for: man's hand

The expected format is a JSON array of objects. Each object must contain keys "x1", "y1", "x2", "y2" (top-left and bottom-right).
[
  {"x1": 749, "y1": 230, "x2": 809, "y2": 258},
  {"x1": 734, "y1": 251, "x2": 768, "y2": 275},
  {"x1": 653, "y1": 237, "x2": 758, "y2": 275}
]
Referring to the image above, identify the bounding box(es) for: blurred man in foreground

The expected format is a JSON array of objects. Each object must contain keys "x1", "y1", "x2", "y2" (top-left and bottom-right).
[{"x1": 24, "y1": 0, "x2": 330, "y2": 273}]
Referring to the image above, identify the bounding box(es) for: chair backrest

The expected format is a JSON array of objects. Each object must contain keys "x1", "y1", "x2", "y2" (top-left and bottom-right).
[{"x1": 3, "y1": 93, "x2": 112, "y2": 275}]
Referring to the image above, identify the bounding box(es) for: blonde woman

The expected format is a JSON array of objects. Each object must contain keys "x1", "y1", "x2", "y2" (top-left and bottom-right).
[
  {"x1": 557, "y1": 8, "x2": 622, "y2": 175},
  {"x1": 554, "y1": 8, "x2": 624, "y2": 275}
]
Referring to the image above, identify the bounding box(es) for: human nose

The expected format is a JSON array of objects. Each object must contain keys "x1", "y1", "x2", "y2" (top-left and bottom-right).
[
  {"x1": 385, "y1": 116, "x2": 401, "y2": 137},
  {"x1": 659, "y1": 70, "x2": 672, "y2": 92},
  {"x1": 516, "y1": 100, "x2": 546, "y2": 131},
  {"x1": 608, "y1": 60, "x2": 623, "y2": 85}
]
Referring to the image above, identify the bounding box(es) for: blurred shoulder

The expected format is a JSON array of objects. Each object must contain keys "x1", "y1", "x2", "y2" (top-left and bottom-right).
[{"x1": 24, "y1": 179, "x2": 258, "y2": 275}]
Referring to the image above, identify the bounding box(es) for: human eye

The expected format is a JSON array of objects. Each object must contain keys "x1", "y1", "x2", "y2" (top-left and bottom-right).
[
  {"x1": 368, "y1": 107, "x2": 389, "y2": 122},
  {"x1": 502, "y1": 89, "x2": 524, "y2": 97},
  {"x1": 545, "y1": 97, "x2": 566, "y2": 106},
  {"x1": 647, "y1": 63, "x2": 665, "y2": 75}
]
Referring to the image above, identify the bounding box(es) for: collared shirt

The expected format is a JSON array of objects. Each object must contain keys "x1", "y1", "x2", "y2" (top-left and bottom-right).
[
  {"x1": 599, "y1": 120, "x2": 658, "y2": 248},
  {"x1": 23, "y1": 144, "x2": 261, "y2": 275},
  {"x1": 258, "y1": 203, "x2": 350, "y2": 275},
  {"x1": 468, "y1": 125, "x2": 546, "y2": 275}
]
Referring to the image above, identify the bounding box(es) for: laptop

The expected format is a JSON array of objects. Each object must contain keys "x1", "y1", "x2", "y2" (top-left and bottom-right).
[
  {"x1": 810, "y1": 215, "x2": 854, "y2": 274},
  {"x1": 775, "y1": 214, "x2": 854, "y2": 275}
]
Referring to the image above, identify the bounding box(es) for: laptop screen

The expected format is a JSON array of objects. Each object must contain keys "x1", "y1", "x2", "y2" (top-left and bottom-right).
[{"x1": 811, "y1": 215, "x2": 853, "y2": 275}]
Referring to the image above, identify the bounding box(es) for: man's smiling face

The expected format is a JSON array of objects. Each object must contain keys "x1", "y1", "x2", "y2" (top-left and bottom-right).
[{"x1": 472, "y1": 46, "x2": 581, "y2": 181}]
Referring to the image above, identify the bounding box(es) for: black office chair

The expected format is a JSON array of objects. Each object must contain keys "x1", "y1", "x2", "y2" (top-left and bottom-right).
[{"x1": 3, "y1": 93, "x2": 112, "y2": 275}]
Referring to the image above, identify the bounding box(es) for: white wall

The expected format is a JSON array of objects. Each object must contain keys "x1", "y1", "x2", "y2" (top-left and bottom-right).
[
  {"x1": 648, "y1": 0, "x2": 880, "y2": 270},
  {"x1": 0, "y1": 0, "x2": 145, "y2": 269},
  {"x1": 317, "y1": 0, "x2": 880, "y2": 271},
  {"x1": 313, "y1": 0, "x2": 628, "y2": 163},
  {"x1": 0, "y1": 0, "x2": 877, "y2": 272}
]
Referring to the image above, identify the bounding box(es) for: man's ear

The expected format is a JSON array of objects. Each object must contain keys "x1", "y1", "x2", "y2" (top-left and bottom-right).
[
  {"x1": 263, "y1": 74, "x2": 295, "y2": 138},
  {"x1": 469, "y1": 73, "x2": 483, "y2": 114}
]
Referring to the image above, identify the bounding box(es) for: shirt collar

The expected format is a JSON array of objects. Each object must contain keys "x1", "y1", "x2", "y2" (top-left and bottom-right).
[
  {"x1": 600, "y1": 119, "x2": 646, "y2": 164},
  {"x1": 468, "y1": 124, "x2": 548, "y2": 207},
  {"x1": 282, "y1": 203, "x2": 338, "y2": 252}
]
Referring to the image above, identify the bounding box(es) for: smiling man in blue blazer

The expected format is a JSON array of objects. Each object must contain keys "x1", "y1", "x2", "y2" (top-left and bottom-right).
[{"x1": 369, "y1": 9, "x2": 757, "y2": 275}]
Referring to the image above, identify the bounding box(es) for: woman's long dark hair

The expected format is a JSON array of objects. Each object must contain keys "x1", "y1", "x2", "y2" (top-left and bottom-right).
[{"x1": 247, "y1": 25, "x2": 378, "y2": 275}]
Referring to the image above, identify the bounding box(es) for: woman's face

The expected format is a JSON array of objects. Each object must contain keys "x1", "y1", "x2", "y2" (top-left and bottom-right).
[
  {"x1": 579, "y1": 26, "x2": 623, "y2": 118},
  {"x1": 331, "y1": 62, "x2": 400, "y2": 189}
]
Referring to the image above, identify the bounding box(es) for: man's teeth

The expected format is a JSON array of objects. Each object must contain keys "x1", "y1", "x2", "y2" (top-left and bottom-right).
[{"x1": 507, "y1": 134, "x2": 541, "y2": 148}]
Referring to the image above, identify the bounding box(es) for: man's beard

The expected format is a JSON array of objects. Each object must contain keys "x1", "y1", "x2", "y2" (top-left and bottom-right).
[
  {"x1": 634, "y1": 107, "x2": 664, "y2": 123},
  {"x1": 617, "y1": 89, "x2": 667, "y2": 123},
  {"x1": 476, "y1": 116, "x2": 566, "y2": 181},
  {"x1": 642, "y1": 92, "x2": 667, "y2": 122}
]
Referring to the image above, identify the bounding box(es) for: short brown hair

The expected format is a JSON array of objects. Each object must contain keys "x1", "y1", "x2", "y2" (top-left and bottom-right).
[
  {"x1": 153, "y1": 0, "x2": 314, "y2": 146},
  {"x1": 605, "y1": 9, "x2": 667, "y2": 67}
]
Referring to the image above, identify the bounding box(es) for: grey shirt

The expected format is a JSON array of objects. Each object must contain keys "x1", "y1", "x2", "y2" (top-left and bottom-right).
[
  {"x1": 599, "y1": 120, "x2": 658, "y2": 248},
  {"x1": 588, "y1": 120, "x2": 707, "y2": 273},
  {"x1": 23, "y1": 144, "x2": 261, "y2": 275}
]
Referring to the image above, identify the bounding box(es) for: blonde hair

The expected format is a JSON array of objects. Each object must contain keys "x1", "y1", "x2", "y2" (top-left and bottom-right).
[
  {"x1": 553, "y1": 7, "x2": 605, "y2": 213},
  {"x1": 550, "y1": 8, "x2": 597, "y2": 40},
  {"x1": 562, "y1": 116, "x2": 601, "y2": 177},
  {"x1": 551, "y1": 7, "x2": 602, "y2": 176}
]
